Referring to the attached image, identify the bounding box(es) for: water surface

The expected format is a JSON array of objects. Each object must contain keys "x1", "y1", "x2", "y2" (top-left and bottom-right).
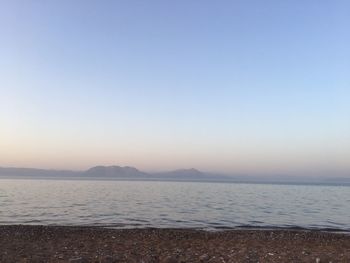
[{"x1": 0, "y1": 179, "x2": 349, "y2": 230}]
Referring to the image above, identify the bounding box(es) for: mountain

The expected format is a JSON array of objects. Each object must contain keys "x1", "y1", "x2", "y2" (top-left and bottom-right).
[
  {"x1": 0, "y1": 165, "x2": 349, "y2": 184},
  {"x1": 0, "y1": 166, "x2": 224, "y2": 181},
  {"x1": 0, "y1": 167, "x2": 79, "y2": 177},
  {"x1": 153, "y1": 168, "x2": 231, "y2": 181},
  {"x1": 155, "y1": 168, "x2": 203, "y2": 178},
  {"x1": 324, "y1": 177, "x2": 350, "y2": 183},
  {"x1": 84, "y1": 166, "x2": 149, "y2": 178}
]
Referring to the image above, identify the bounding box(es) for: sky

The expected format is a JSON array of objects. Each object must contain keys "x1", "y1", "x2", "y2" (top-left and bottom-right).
[{"x1": 0, "y1": 0, "x2": 349, "y2": 176}]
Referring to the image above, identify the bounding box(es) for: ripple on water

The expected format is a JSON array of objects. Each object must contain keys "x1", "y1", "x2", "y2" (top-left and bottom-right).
[{"x1": 0, "y1": 179, "x2": 349, "y2": 231}]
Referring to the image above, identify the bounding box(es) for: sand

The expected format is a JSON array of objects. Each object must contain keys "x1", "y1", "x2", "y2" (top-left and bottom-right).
[{"x1": 0, "y1": 225, "x2": 349, "y2": 262}]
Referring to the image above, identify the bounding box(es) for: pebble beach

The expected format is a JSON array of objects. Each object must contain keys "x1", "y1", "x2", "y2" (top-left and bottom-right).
[{"x1": 0, "y1": 225, "x2": 349, "y2": 262}]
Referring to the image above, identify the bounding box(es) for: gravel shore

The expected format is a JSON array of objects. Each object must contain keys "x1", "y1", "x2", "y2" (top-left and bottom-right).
[{"x1": 0, "y1": 225, "x2": 349, "y2": 262}]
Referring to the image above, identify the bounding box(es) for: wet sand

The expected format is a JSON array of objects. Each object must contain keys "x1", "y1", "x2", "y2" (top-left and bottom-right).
[{"x1": 0, "y1": 225, "x2": 349, "y2": 262}]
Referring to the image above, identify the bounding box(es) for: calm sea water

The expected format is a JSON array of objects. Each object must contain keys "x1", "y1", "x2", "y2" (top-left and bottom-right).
[{"x1": 0, "y1": 179, "x2": 349, "y2": 231}]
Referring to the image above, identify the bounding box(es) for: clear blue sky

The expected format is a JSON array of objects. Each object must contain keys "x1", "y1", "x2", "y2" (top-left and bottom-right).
[{"x1": 0, "y1": 0, "x2": 349, "y2": 176}]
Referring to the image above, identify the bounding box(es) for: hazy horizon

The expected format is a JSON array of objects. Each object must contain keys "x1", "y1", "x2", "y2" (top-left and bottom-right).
[
  {"x1": 1, "y1": 0, "x2": 349, "y2": 177},
  {"x1": 1, "y1": 164, "x2": 349, "y2": 180}
]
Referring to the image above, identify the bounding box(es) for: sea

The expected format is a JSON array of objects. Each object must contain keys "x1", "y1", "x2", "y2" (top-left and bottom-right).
[{"x1": 0, "y1": 178, "x2": 349, "y2": 231}]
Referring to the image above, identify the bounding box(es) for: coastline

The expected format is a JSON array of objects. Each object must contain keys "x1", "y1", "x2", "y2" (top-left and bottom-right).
[{"x1": 1, "y1": 225, "x2": 349, "y2": 262}]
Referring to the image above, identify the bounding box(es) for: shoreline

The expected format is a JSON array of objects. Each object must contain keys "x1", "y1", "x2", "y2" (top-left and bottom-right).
[
  {"x1": 2, "y1": 223, "x2": 349, "y2": 234},
  {"x1": 1, "y1": 225, "x2": 350, "y2": 262}
]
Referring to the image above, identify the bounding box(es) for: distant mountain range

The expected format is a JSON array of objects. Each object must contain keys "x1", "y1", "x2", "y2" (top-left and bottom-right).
[
  {"x1": 0, "y1": 165, "x2": 349, "y2": 184},
  {"x1": 84, "y1": 166, "x2": 149, "y2": 178},
  {"x1": 0, "y1": 166, "x2": 228, "y2": 181}
]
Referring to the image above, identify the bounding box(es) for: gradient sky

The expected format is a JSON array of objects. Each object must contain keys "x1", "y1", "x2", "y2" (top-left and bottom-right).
[{"x1": 1, "y1": 0, "x2": 349, "y2": 176}]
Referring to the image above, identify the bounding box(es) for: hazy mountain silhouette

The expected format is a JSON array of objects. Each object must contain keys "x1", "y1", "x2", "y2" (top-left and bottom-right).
[
  {"x1": 152, "y1": 168, "x2": 230, "y2": 181},
  {"x1": 0, "y1": 167, "x2": 79, "y2": 177},
  {"x1": 84, "y1": 166, "x2": 149, "y2": 178},
  {"x1": 155, "y1": 168, "x2": 203, "y2": 178},
  {"x1": 0, "y1": 166, "x2": 349, "y2": 184},
  {"x1": 0, "y1": 166, "x2": 228, "y2": 180}
]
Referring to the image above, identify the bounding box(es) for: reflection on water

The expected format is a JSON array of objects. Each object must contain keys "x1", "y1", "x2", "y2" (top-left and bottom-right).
[{"x1": 0, "y1": 179, "x2": 349, "y2": 230}]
